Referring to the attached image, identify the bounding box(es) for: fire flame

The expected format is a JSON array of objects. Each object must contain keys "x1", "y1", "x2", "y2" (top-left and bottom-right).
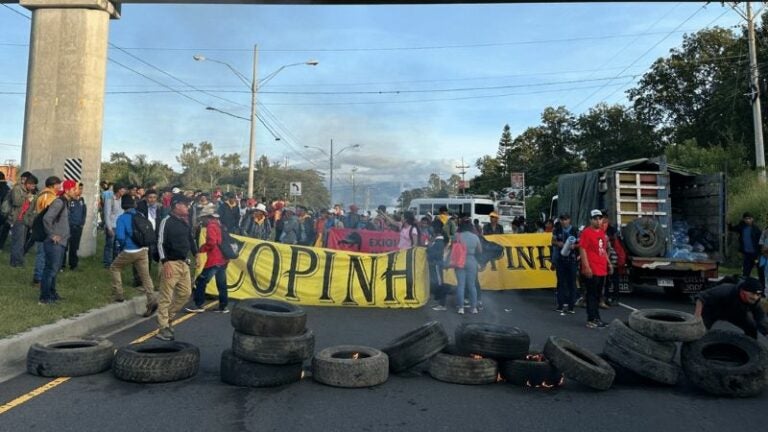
[
  {"x1": 470, "y1": 354, "x2": 483, "y2": 360},
  {"x1": 352, "y1": 352, "x2": 360, "y2": 360},
  {"x1": 525, "y1": 353, "x2": 545, "y2": 362},
  {"x1": 524, "y1": 374, "x2": 565, "y2": 389},
  {"x1": 496, "y1": 373, "x2": 505, "y2": 383},
  {"x1": 301, "y1": 371, "x2": 305, "y2": 379}
]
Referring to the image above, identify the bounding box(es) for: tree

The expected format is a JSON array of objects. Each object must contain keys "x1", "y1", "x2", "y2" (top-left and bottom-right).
[
  {"x1": 101, "y1": 152, "x2": 175, "y2": 187},
  {"x1": 496, "y1": 124, "x2": 514, "y2": 177},
  {"x1": 176, "y1": 141, "x2": 226, "y2": 190}
]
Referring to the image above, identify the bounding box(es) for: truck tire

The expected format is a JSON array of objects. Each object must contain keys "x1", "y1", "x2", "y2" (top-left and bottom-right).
[
  {"x1": 498, "y1": 352, "x2": 562, "y2": 386},
  {"x1": 231, "y1": 299, "x2": 306, "y2": 337},
  {"x1": 428, "y1": 353, "x2": 498, "y2": 385},
  {"x1": 312, "y1": 345, "x2": 389, "y2": 388},
  {"x1": 603, "y1": 339, "x2": 680, "y2": 385},
  {"x1": 232, "y1": 329, "x2": 315, "y2": 365},
  {"x1": 623, "y1": 217, "x2": 666, "y2": 258},
  {"x1": 220, "y1": 349, "x2": 303, "y2": 388},
  {"x1": 113, "y1": 341, "x2": 199, "y2": 383},
  {"x1": 27, "y1": 338, "x2": 114, "y2": 377},
  {"x1": 543, "y1": 336, "x2": 615, "y2": 391},
  {"x1": 599, "y1": 354, "x2": 648, "y2": 386},
  {"x1": 607, "y1": 319, "x2": 677, "y2": 362},
  {"x1": 681, "y1": 330, "x2": 768, "y2": 397},
  {"x1": 455, "y1": 323, "x2": 530, "y2": 360},
  {"x1": 628, "y1": 309, "x2": 706, "y2": 342},
  {"x1": 381, "y1": 321, "x2": 448, "y2": 373}
]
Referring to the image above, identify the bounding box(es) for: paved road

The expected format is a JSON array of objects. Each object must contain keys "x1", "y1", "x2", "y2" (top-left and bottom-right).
[{"x1": 0, "y1": 287, "x2": 764, "y2": 432}]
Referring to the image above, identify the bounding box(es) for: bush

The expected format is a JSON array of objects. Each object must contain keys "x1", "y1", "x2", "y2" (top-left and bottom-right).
[{"x1": 724, "y1": 171, "x2": 768, "y2": 267}]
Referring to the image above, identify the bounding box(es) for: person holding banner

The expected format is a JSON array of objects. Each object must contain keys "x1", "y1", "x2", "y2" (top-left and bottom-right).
[{"x1": 455, "y1": 220, "x2": 483, "y2": 315}]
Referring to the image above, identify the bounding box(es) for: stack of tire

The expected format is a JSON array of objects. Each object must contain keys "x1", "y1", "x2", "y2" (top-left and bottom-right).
[
  {"x1": 221, "y1": 299, "x2": 314, "y2": 388},
  {"x1": 602, "y1": 309, "x2": 705, "y2": 387}
]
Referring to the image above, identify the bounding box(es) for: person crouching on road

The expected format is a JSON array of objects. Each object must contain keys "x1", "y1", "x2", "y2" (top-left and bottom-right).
[
  {"x1": 579, "y1": 209, "x2": 612, "y2": 329},
  {"x1": 156, "y1": 195, "x2": 197, "y2": 341},
  {"x1": 186, "y1": 207, "x2": 230, "y2": 314},
  {"x1": 109, "y1": 194, "x2": 157, "y2": 317},
  {"x1": 695, "y1": 277, "x2": 768, "y2": 339}
]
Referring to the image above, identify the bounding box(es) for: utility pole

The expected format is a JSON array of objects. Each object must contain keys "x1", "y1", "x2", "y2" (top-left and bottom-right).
[
  {"x1": 456, "y1": 157, "x2": 470, "y2": 195},
  {"x1": 365, "y1": 186, "x2": 371, "y2": 213},
  {"x1": 733, "y1": 2, "x2": 767, "y2": 183},
  {"x1": 351, "y1": 167, "x2": 358, "y2": 205},
  {"x1": 329, "y1": 139, "x2": 335, "y2": 207},
  {"x1": 247, "y1": 44, "x2": 259, "y2": 198}
]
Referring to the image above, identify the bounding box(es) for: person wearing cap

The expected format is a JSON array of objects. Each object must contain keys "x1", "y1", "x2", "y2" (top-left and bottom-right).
[
  {"x1": 218, "y1": 192, "x2": 241, "y2": 235},
  {"x1": 552, "y1": 213, "x2": 579, "y2": 315},
  {"x1": 729, "y1": 212, "x2": 762, "y2": 277},
  {"x1": 695, "y1": 277, "x2": 768, "y2": 339},
  {"x1": 482, "y1": 211, "x2": 504, "y2": 235},
  {"x1": 39, "y1": 179, "x2": 77, "y2": 304},
  {"x1": 186, "y1": 206, "x2": 230, "y2": 314},
  {"x1": 242, "y1": 203, "x2": 271, "y2": 241},
  {"x1": 579, "y1": 209, "x2": 612, "y2": 329},
  {"x1": 30, "y1": 176, "x2": 61, "y2": 286},
  {"x1": 156, "y1": 195, "x2": 197, "y2": 341},
  {"x1": 373, "y1": 205, "x2": 397, "y2": 231},
  {"x1": 109, "y1": 194, "x2": 157, "y2": 317}
]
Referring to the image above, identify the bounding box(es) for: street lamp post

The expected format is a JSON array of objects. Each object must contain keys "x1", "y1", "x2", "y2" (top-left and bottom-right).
[
  {"x1": 194, "y1": 48, "x2": 318, "y2": 198},
  {"x1": 304, "y1": 140, "x2": 360, "y2": 207}
]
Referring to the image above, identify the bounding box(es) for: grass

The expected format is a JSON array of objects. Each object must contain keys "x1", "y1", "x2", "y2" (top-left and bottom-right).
[{"x1": 0, "y1": 235, "x2": 157, "y2": 339}]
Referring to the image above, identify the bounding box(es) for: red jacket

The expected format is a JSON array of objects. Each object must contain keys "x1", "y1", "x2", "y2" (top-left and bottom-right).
[{"x1": 199, "y1": 219, "x2": 228, "y2": 268}]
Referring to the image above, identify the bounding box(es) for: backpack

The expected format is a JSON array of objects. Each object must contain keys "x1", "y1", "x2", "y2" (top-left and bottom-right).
[
  {"x1": 447, "y1": 234, "x2": 467, "y2": 269},
  {"x1": 24, "y1": 190, "x2": 55, "y2": 228},
  {"x1": 219, "y1": 224, "x2": 242, "y2": 260},
  {"x1": 132, "y1": 211, "x2": 156, "y2": 248},
  {"x1": 0, "y1": 196, "x2": 10, "y2": 219},
  {"x1": 30, "y1": 197, "x2": 66, "y2": 243}
]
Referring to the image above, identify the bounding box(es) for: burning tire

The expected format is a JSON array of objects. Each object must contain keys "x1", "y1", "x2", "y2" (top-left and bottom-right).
[
  {"x1": 428, "y1": 353, "x2": 498, "y2": 385},
  {"x1": 454, "y1": 323, "x2": 530, "y2": 360},
  {"x1": 27, "y1": 337, "x2": 114, "y2": 377},
  {"x1": 312, "y1": 345, "x2": 389, "y2": 388},
  {"x1": 622, "y1": 217, "x2": 665, "y2": 258},
  {"x1": 499, "y1": 352, "x2": 562, "y2": 387},
  {"x1": 112, "y1": 341, "x2": 199, "y2": 383},
  {"x1": 231, "y1": 299, "x2": 307, "y2": 337},
  {"x1": 681, "y1": 330, "x2": 768, "y2": 397},
  {"x1": 220, "y1": 349, "x2": 303, "y2": 388},
  {"x1": 603, "y1": 339, "x2": 680, "y2": 385},
  {"x1": 608, "y1": 319, "x2": 677, "y2": 362},
  {"x1": 381, "y1": 321, "x2": 448, "y2": 373},
  {"x1": 628, "y1": 309, "x2": 706, "y2": 342},
  {"x1": 543, "y1": 336, "x2": 615, "y2": 391},
  {"x1": 232, "y1": 329, "x2": 315, "y2": 365}
]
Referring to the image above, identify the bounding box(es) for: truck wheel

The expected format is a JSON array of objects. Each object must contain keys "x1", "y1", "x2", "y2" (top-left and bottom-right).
[
  {"x1": 623, "y1": 217, "x2": 666, "y2": 258},
  {"x1": 603, "y1": 339, "x2": 681, "y2": 385},
  {"x1": 681, "y1": 330, "x2": 768, "y2": 397},
  {"x1": 230, "y1": 299, "x2": 307, "y2": 337},
  {"x1": 543, "y1": 336, "x2": 615, "y2": 391},
  {"x1": 220, "y1": 349, "x2": 303, "y2": 388},
  {"x1": 232, "y1": 329, "x2": 315, "y2": 365},
  {"x1": 628, "y1": 309, "x2": 706, "y2": 342},
  {"x1": 428, "y1": 353, "x2": 498, "y2": 385},
  {"x1": 608, "y1": 319, "x2": 677, "y2": 362},
  {"x1": 27, "y1": 337, "x2": 114, "y2": 377},
  {"x1": 113, "y1": 341, "x2": 199, "y2": 383}
]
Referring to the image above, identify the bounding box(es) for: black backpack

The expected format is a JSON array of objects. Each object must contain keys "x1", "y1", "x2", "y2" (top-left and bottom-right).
[
  {"x1": 31, "y1": 197, "x2": 66, "y2": 243},
  {"x1": 132, "y1": 211, "x2": 156, "y2": 248},
  {"x1": 218, "y1": 224, "x2": 242, "y2": 260}
]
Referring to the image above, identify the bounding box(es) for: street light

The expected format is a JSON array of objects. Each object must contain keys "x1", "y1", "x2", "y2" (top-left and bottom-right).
[
  {"x1": 194, "y1": 46, "x2": 318, "y2": 198},
  {"x1": 304, "y1": 140, "x2": 360, "y2": 207}
]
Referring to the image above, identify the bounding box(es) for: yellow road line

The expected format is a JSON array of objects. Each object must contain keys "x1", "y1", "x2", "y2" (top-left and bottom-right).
[{"x1": 0, "y1": 300, "x2": 219, "y2": 416}]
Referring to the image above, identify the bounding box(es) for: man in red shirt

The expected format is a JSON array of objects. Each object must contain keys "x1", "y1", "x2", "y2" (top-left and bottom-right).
[{"x1": 579, "y1": 209, "x2": 612, "y2": 328}]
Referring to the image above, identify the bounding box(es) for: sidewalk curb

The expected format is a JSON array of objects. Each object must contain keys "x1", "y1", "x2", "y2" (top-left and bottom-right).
[{"x1": 0, "y1": 297, "x2": 146, "y2": 383}]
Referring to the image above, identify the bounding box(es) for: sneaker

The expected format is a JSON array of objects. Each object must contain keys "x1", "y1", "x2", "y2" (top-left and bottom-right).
[
  {"x1": 457, "y1": 308, "x2": 465, "y2": 315},
  {"x1": 114, "y1": 297, "x2": 125, "y2": 303},
  {"x1": 554, "y1": 307, "x2": 564, "y2": 313},
  {"x1": 586, "y1": 321, "x2": 598, "y2": 329},
  {"x1": 560, "y1": 311, "x2": 567, "y2": 316},
  {"x1": 575, "y1": 297, "x2": 586, "y2": 308},
  {"x1": 463, "y1": 299, "x2": 470, "y2": 306},
  {"x1": 599, "y1": 301, "x2": 610, "y2": 310},
  {"x1": 470, "y1": 308, "x2": 479, "y2": 314},
  {"x1": 478, "y1": 301, "x2": 484, "y2": 311},
  {"x1": 143, "y1": 302, "x2": 158, "y2": 318},
  {"x1": 155, "y1": 327, "x2": 174, "y2": 341},
  {"x1": 432, "y1": 305, "x2": 447, "y2": 311},
  {"x1": 595, "y1": 320, "x2": 608, "y2": 328},
  {"x1": 213, "y1": 307, "x2": 230, "y2": 314},
  {"x1": 38, "y1": 299, "x2": 55, "y2": 306},
  {"x1": 185, "y1": 306, "x2": 205, "y2": 313},
  {"x1": 566, "y1": 309, "x2": 576, "y2": 314}
]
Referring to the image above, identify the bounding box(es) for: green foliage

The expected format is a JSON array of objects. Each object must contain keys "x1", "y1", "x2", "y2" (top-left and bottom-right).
[
  {"x1": 665, "y1": 139, "x2": 747, "y2": 174},
  {"x1": 398, "y1": 172, "x2": 460, "y2": 208},
  {"x1": 101, "y1": 152, "x2": 174, "y2": 187}
]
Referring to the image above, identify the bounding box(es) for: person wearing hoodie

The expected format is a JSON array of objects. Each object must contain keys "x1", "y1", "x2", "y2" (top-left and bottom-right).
[
  {"x1": 109, "y1": 194, "x2": 157, "y2": 317},
  {"x1": 437, "y1": 206, "x2": 457, "y2": 241},
  {"x1": 186, "y1": 206, "x2": 230, "y2": 314},
  {"x1": 280, "y1": 207, "x2": 300, "y2": 245},
  {"x1": 218, "y1": 192, "x2": 241, "y2": 235},
  {"x1": 39, "y1": 180, "x2": 77, "y2": 305}
]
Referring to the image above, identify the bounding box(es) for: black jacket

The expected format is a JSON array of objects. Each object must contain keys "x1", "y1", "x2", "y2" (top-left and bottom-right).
[
  {"x1": 218, "y1": 202, "x2": 241, "y2": 235},
  {"x1": 729, "y1": 221, "x2": 762, "y2": 254},
  {"x1": 697, "y1": 283, "x2": 767, "y2": 337},
  {"x1": 157, "y1": 213, "x2": 197, "y2": 263}
]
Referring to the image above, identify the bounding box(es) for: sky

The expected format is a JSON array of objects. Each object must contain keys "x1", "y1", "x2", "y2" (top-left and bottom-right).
[{"x1": 0, "y1": 2, "x2": 747, "y2": 204}]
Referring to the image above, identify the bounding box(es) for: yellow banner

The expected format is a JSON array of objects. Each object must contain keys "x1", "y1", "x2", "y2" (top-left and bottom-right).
[
  {"x1": 444, "y1": 233, "x2": 556, "y2": 290},
  {"x1": 202, "y1": 234, "x2": 428, "y2": 308}
]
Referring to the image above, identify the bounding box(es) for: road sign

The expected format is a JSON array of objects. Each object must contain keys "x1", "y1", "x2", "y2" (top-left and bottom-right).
[{"x1": 290, "y1": 182, "x2": 302, "y2": 196}]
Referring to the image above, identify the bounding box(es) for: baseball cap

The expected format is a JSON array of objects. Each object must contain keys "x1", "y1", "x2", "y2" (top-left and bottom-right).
[
  {"x1": 738, "y1": 277, "x2": 764, "y2": 294},
  {"x1": 171, "y1": 187, "x2": 181, "y2": 194},
  {"x1": 171, "y1": 195, "x2": 191, "y2": 206},
  {"x1": 62, "y1": 179, "x2": 77, "y2": 192},
  {"x1": 590, "y1": 209, "x2": 603, "y2": 218}
]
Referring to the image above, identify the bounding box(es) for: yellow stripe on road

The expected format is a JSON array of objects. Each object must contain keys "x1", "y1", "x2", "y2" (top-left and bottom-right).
[{"x1": 0, "y1": 300, "x2": 219, "y2": 416}]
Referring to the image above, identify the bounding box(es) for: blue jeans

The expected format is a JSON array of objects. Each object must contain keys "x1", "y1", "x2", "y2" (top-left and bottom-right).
[
  {"x1": 10, "y1": 221, "x2": 26, "y2": 267},
  {"x1": 455, "y1": 256, "x2": 478, "y2": 310},
  {"x1": 193, "y1": 265, "x2": 228, "y2": 309},
  {"x1": 556, "y1": 261, "x2": 578, "y2": 310},
  {"x1": 41, "y1": 239, "x2": 65, "y2": 302},
  {"x1": 103, "y1": 229, "x2": 116, "y2": 267},
  {"x1": 34, "y1": 241, "x2": 45, "y2": 281}
]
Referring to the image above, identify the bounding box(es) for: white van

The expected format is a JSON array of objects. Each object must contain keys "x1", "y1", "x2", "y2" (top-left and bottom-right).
[{"x1": 408, "y1": 197, "x2": 497, "y2": 226}]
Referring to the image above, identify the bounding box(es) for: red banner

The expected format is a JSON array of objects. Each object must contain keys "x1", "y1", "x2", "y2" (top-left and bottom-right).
[{"x1": 326, "y1": 228, "x2": 401, "y2": 253}]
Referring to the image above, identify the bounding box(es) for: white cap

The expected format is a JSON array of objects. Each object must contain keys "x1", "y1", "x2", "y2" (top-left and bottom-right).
[
  {"x1": 590, "y1": 209, "x2": 603, "y2": 217},
  {"x1": 172, "y1": 187, "x2": 181, "y2": 194},
  {"x1": 255, "y1": 203, "x2": 267, "y2": 213}
]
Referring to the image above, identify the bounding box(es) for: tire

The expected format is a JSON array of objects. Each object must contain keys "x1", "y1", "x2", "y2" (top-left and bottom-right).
[
  {"x1": 628, "y1": 309, "x2": 706, "y2": 342},
  {"x1": 26, "y1": 337, "x2": 115, "y2": 377},
  {"x1": 454, "y1": 323, "x2": 530, "y2": 360},
  {"x1": 607, "y1": 319, "x2": 677, "y2": 362},
  {"x1": 599, "y1": 354, "x2": 649, "y2": 386},
  {"x1": 681, "y1": 330, "x2": 768, "y2": 397},
  {"x1": 428, "y1": 353, "x2": 498, "y2": 385},
  {"x1": 498, "y1": 352, "x2": 562, "y2": 386},
  {"x1": 603, "y1": 339, "x2": 680, "y2": 385},
  {"x1": 220, "y1": 349, "x2": 303, "y2": 388},
  {"x1": 622, "y1": 217, "x2": 665, "y2": 258},
  {"x1": 381, "y1": 321, "x2": 449, "y2": 373},
  {"x1": 312, "y1": 345, "x2": 389, "y2": 388},
  {"x1": 232, "y1": 329, "x2": 315, "y2": 365},
  {"x1": 231, "y1": 299, "x2": 307, "y2": 337},
  {"x1": 113, "y1": 341, "x2": 200, "y2": 383},
  {"x1": 543, "y1": 336, "x2": 615, "y2": 391}
]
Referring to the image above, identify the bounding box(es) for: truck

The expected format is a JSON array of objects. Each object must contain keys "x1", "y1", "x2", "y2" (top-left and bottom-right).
[{"x1": 552, "y1": 157, "x2": 726, "y2": 298}]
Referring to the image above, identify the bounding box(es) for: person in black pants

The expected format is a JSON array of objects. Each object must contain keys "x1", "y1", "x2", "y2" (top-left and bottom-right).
[
  {"x1": 0, "y1": 172, "x2": 10, "y2": 251},
  {"x1": 729, "y1": 212, "x2": 762, "y2": 277},
  {"x1": 579, "y1": 209, "x2": 612, "y2": 329},
  {"x1": 63, "y1": 183, "x2": 86, "y2": 270},
  {"x1": 695, "y1": 277, "x2": 767, "y2": 339}
]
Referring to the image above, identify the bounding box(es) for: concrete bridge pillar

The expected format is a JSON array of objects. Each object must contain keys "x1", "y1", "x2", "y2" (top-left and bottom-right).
[{"x1": 19, "y1": 0, "x2": 119, "y2": 256}]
